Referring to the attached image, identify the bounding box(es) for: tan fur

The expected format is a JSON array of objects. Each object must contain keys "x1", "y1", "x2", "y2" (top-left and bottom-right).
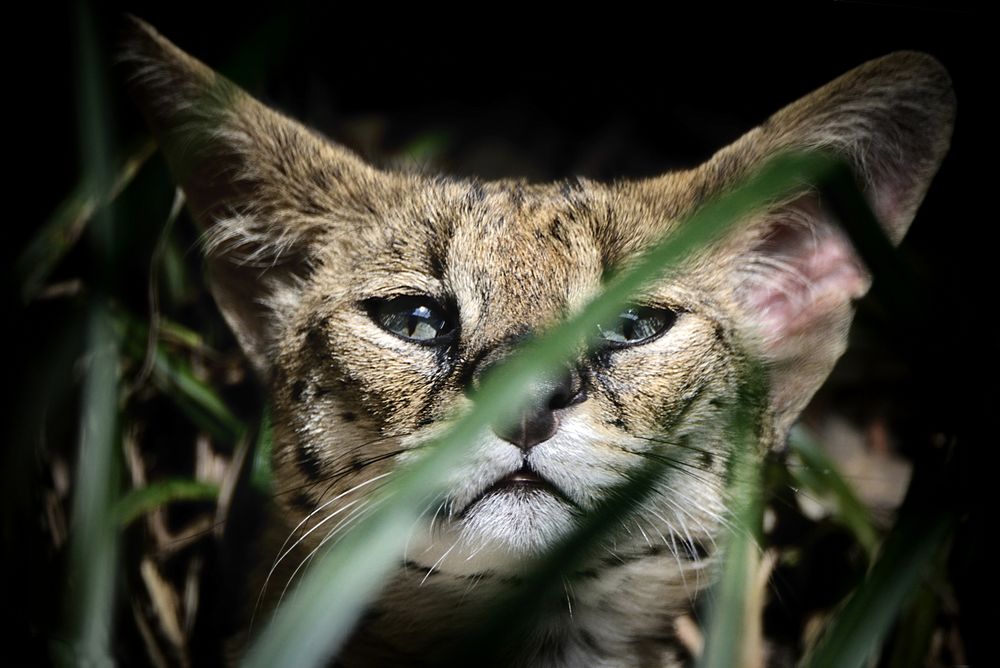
[{"x1": 122, "y1": 17, "x2": 954, "y2": 667}]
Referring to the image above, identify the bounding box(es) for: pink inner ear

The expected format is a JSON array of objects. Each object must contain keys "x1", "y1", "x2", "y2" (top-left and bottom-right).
[{"x1": 736, "y1": 216, "x2": 870, "y2": 356}]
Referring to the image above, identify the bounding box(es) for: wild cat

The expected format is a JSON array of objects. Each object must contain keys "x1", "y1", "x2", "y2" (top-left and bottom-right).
[{"x1": 122, "y1": 17, "x2": 954, "y2": 667}]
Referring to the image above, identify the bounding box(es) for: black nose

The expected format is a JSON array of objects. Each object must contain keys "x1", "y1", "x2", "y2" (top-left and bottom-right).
[{"x1": 490, "y1": 365, "x2": 584, "y2": 451}]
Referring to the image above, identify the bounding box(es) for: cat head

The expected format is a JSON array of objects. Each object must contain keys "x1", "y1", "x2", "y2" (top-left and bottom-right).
[{"x1": 122, "y1": 17, "x2": 954, "y2": 574}]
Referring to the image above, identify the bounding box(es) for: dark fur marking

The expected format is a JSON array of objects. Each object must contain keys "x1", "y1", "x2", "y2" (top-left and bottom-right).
[
  {"x1": 464, "y1": 181, "x2": 485, "y2": 207},
  {"x1": 596, "y1": 545, "x2": 670, "y2": 570},
  {"x1": 657, "y1": 384, "x2": 706, "y2": 433},
  {"x1": 591, "y1": 369, "x2": 630, "y2": 429},
  {"x1": 350, "y1": 457, "x2": 365, "y2": 472},
  {"x1": 549, "y1": 217, "x2": 568, "y2": 245},
  {"x1": 403, "y1": 560, "x2": 438, "y2": 578},
  {"x1": 509, "y1": 183, "x2": 525, "y2": 209},
  {"x1": 290, "y1": 491, "x2": 315, "y2": 512},
  {"x1": 681, "y1": 540, "x2": 711, "y2": 561},
  {"x1": 560, "y1": 176, "x2": 584, "y2": 200},
  {"x1": 297, "y1": 443, "x2": 325, "y2": 480},
  {"x1": 303, "y1": 316, "x2": 330, "y2": 357},
  {"x1": 291, "y1": 380, "x2": 307, "y2": 402},
  {"x1": 579, "y1": 630, "x2": 608, "y2": 657},
  {"x1": 428, "y1": 248, "x2": 446, "y2": 280},
  {"x1": 457, "y1": 570, "x2": 497, "y2": 581},
  {"x1": 700, "y1": 450, "x2": 714, "y2": 468},
  {"x1": 340, "y1": 411, "x2": 357, "y2": 422}
]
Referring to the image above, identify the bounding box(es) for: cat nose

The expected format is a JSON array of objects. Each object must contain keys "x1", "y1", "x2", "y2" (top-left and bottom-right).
[{"x1": 490, "y1": 365, "x2": 584, "y2": 451}]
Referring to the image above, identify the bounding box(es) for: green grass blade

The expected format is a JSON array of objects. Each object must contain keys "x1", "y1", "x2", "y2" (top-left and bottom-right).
[
  {"x1": 250, "y1": 410, "x2": 274, "y2": 492},
  {"x1": 61, "y1": 301, "x2": 120, "y2": 667},
  {"x1": 146, "y1": 345, "x2": 245, "y2": 444},
  {"x1": 788, "y1": 426, "x2": 879, "y2": 556},
  {"x1": 118, "y1": 311, "x2": 246, "y2": 444},
  {"x1": 886, "y1": 546, "x2": 946, "y2": 668},
  {"x1": 58, "y1": 3, "x2": 121, "y2": 665},
  {"x1": 802, "y1": 510, "x2": 954, "y2": 668},
  {"x1": 17, "y1": 141, "x2": 154, "y2": 304},
  {"x1": 242, "y1": 152, "x2": 859, "y2": 668},
  {"x1": 115, "y1": 479, "x2": 220, "y2": 527},
  {"x1": 697, "y1": 368, "x2": 768, "y2": 668}
]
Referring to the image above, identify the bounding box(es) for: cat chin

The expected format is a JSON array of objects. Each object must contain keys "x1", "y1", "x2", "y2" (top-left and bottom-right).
[{"x1": 404, "y1": 488, "x2": 577, "y2": 576}]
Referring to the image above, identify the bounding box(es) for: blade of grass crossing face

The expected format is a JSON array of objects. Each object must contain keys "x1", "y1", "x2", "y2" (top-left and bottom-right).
[
  {"x1": 698, "y1": 370, "x2": 767, "y2": 668},
  {"x1": 241, "y1": 153, "x2": 865, "y2": 668}
]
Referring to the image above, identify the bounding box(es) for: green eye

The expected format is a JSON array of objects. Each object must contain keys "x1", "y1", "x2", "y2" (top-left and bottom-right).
[
  {"x1": 598, "y1": 306, "x2": 676, "y2": 347},
  {"x1": 368, "y1": 296, "x2": 455, "y2": 344}
]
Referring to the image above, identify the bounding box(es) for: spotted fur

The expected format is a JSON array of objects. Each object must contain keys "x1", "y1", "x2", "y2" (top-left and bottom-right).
[{"x1": 122, "y1": 17, "x2": 954, "y2": 667}]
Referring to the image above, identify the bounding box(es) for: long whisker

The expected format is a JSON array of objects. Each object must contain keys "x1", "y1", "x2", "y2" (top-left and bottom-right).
[
  {"x1": 277, "y1": 498, "x2": 383, "y2": 609},
  {"x1": 252, "y1": 474, "x2": 396, "y2": 631}
]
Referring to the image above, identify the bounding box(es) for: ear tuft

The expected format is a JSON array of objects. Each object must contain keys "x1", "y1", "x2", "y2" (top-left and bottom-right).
[{"x1": 733, "y1": 198, "x2": 869, "y2": 355}]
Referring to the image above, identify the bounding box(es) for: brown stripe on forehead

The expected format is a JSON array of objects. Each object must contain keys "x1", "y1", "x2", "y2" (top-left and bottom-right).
[
  {"x1": 463, "y1": 180, "x2": 485, "y2": 208},
  {"x1": 299, "y1": 315, "x2": 330, "y2": 359},
  {"x1": 427, "y1": 225, "x2": 448, "y2": 280}
]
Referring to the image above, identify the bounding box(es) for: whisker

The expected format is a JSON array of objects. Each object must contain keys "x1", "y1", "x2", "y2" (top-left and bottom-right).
[{"x1": 277, "y1": 498, "x2": 381, "y2": 608}]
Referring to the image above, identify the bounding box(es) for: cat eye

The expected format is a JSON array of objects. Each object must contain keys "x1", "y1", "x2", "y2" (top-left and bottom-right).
[
  {"x1": 597, "y1": 306, "x2": 677, "y2": 347},
  {"x1": 367, "y1": 296, "x2": 455, "y2": 344}
]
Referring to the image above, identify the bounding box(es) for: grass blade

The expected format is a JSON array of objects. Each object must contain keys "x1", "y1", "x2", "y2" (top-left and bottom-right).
[
  {"x1": 115, "y1": 479, "x2": 220, "y2": 527},
  {"x1": 17, "y1": 141, "x2": 154, "y2": 304},
  {"x1": 802, "y1": 510, "x2": 953, "y2": 668},
  {"x1": 788, "y1": 426, "x2": 879, "y2": 556},
  {"x1": 61, "y1": 301, "x2": 120, "y2": 667},
  {"x1": 58, "y1": 3, "x2": 122, "y2": 665},
  {"x1": 118, "y1": 311, "x2": 246, "y2": 444},
  {"x1": 698, "y1": 375, "x2": 767, "y2": 668}
]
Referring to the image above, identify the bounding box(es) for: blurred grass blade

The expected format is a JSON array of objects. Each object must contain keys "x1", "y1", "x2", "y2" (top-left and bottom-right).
[
  {"x1": 115, "y1": 479, "x2": 220, "y2": 527},
  {"x1": 886, "y1": 542, "x2": 948, "y2": 668},
  {"x1": 788, "y1": 426, "x2": 878, "y2": 556},
  {"x1": 250, "y1": 410, "x2": 274, "y2": 492},
  {"x1": 145, "y1": 345, "x2": 245, "y2": 444},
  {"x1": 60, "y1": 3, "x2": 121, "y2": 665},
  {"x1": 698, "y1": 376, "x2": 766, "y2": 668},
  {"x1": 242, "y1": 152, "x2": 863, "y2": 668},
  {"x1": 17, "y1": 141, "x2": 154, "y2": 304},
  {"x1": 118, "y1": 311, "x2": 246, "y2": 444},
  {"x1": 802, "y1": 510, "x2": 953, "y2": 668},
  {"x1": 62, "y1": 302, "x2": 120, "y2": 666}
]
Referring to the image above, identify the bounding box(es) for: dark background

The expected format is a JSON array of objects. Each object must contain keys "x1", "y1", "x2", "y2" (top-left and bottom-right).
[{"x1": 9, "y1": 1, "x2": 985, "y2": 663}]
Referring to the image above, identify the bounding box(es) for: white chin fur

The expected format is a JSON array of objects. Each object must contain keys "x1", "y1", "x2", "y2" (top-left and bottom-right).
[{"x1": 405, "y1": 489, "x2": 577, "y2": 577}]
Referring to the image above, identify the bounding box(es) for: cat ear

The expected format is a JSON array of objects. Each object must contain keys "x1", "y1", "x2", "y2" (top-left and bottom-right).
[
  {"x1": 697, "y1": 52, "x2": 955, "y2": 436},
  {"x1": 120, "y1": 16, "x2": 384, "y2": 376}
]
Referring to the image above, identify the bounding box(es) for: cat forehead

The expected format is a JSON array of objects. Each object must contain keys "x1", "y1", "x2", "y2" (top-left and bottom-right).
[
  {"x1": 304, "y1": 175, "x2": 690, "y2": 334},
  {"x1": 316, "y1": 174, "x2": 685, "y2": 278}
]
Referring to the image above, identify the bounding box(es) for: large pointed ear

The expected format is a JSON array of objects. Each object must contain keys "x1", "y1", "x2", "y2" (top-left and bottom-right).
[
  {"x1": 695, "y1": 53, "x2": 955, "y2": 437},
  {"x1": 119, "y1": 16, "x2": 384, "y2": 376}
]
